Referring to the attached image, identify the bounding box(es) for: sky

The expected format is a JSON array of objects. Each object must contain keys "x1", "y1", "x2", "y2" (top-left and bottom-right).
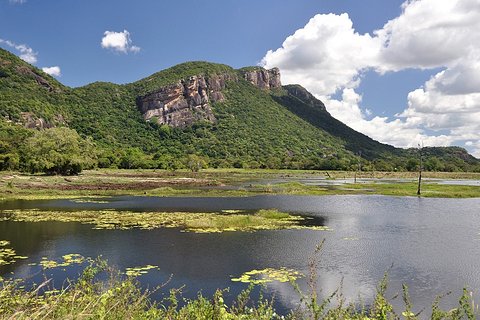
[{"x1": 1, "y1": 0, "x2": 480, "y2": 157}]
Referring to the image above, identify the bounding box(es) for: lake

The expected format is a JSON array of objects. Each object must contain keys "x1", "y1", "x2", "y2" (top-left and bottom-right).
[{"x1": 1, "y1": 194, "x2": 479, "y2": 315}]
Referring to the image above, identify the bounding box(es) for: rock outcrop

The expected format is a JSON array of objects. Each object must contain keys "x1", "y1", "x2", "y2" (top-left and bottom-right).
[
  {"x1": 243, "y1": 67, "x2": 281, "y2": 90},
  {"x1": 137, "y1": 73, "x2": 236, "y2": 128},
  {"x1": 284, "y1": 84, "x2": 327, "y2": 112},
  {"x1": 20, "y1": 112, "x2": 66, "y2": 129},
  {"x1": 137, "y1": 67, "x2": 282, "y2": 128},
  {"x1": 15, "y1": 66, "x2": 58, "y2": 92}
]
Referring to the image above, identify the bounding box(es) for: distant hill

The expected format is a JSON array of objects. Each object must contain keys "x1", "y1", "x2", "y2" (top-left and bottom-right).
[{"x1": 1, "y1": 47, "x2": 478, "y2": 172}]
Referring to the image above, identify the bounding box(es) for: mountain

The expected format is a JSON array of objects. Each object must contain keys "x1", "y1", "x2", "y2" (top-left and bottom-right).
[{"x1": 0, "y1": 47, "x2": 479, "y2": 172}]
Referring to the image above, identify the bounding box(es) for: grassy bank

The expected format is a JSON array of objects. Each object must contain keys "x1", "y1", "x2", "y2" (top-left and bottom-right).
[
  {"x1": 0, "y1": 259, "x2": 477, "y2": 319},
  {"x1": 0, "y1": 169, "x2": 479, "y2": 201}
]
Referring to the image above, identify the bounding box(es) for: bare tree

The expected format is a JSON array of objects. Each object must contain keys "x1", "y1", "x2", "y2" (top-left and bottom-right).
[
  {"x1": 354, "y1": 150, "x2": 362, "y2": 184},
  {"x1": 417, "y1": 143, "x2": 423, "y2": 196}
]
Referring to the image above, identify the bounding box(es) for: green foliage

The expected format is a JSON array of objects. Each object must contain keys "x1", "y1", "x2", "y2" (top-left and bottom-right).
[
  {"x1": 0, "y1": 121, "x2": 31, "y2": 170},
  {"x1": 406, "y1": 158, "x2": 419, "y2": 172},
  {"x1": 0, "y1": 258, "x2": 478, "y2": 319},
  {"x1": 278, "y1": 84, "x2": 400, "y2": 161},
  {"x1": 118, "y1": 147, "x2": 154, "y2": 169},
  {"x1": 0, "y1": 47, "x2": 479, "y2": 172},
  {"x1": 22, "y1": 127, "x2": 97, "y2": 175},
  {"x1": 186, "y1": 154, "x2": 208, "y2": 172}
]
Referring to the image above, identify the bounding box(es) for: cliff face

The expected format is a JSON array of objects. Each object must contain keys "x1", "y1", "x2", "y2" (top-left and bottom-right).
[
  {"x1": 136, "y1": 73, "x2": 236, "y2": 128},
  {"x1": 136, "y1": 67, "x2": 281, "y2": 128},
  {"x1": 243, "y1": 67, "x2": 281, "y2": 90},
  {"x1": 284, "y1": 84, "x2": 327, "y2": 112}
]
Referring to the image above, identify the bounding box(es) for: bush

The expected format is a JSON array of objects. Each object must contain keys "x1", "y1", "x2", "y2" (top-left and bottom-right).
[{"x1": 185, "y1": 154, "x2": 208, "y2": 172}]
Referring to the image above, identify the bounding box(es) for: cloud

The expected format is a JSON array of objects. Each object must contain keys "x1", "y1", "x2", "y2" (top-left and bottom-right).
[
  {"x1": 101, "y1": 30, "x2": 141, "y2": 54},
  {"x1": 42, "y1": 66, "x2": 61, "y2": 77},
  {"x1": 262, "y1": 0, "x2": 480, "y2": 157},
  {"x1": 376, "y1": 0, "x2": 480, "y2": 72},
  {"x1": 262, "y1": 13, "x2": 381, "y2": 97},
  {"x1": 9, "y1": 0, "x2": 26, "y2": 4},
  {"x1": 323, "y1": 88, "x2": 453, "y2": 148},
  {"x1": 0, "y1": 39, "x2": 37, "y2": 64},
  {"x1": 1, "y1": 38, "x2": 62, "y2": 77}
]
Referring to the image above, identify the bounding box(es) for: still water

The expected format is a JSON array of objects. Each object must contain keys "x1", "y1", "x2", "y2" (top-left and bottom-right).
[{"x1": 1, "y1": 195, "x2": 480, "y2": 314}]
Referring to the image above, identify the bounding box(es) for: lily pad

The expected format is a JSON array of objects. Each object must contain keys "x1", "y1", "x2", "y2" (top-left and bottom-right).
[
  {"x1": 125, "y1": 265, "x2": 159, "y2": 277},
  {"x1": 0, "y1": 240, "x2": 28, "y2": 266},
  {"x1": 231, "y1": 267, "x2": 303, "y2": 285},
  {"x1": 40, "y1": 254, "x2": 86, "y2": 269}
]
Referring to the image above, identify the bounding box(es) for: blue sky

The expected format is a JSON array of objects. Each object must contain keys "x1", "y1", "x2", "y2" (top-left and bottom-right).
[
  {"x1": 1, "y1": 0, "x2": 480, "y2": 157},
  {"x1": 0, "y1": 0, "x2": 404, "y2": 86}
]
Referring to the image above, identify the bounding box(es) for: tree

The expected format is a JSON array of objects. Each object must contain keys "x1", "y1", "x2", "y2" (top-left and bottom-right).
[
  {"x1": 0, "y1": 141, "x2": 19, "y2": 170},
  {"x1": 153, "y1": 153, "x2": 183, "y2": 171},
  {"x1": 0, "y1": 121, "x2": 31, "y2": 171},
  {"x1": 424, "y1": 157, "x2": 443, "y2": 171},
  {"x1": 186, "y1": 154, "x2": 207, "y2": 172},
  {"x1": 118, "y1": 148, "x2": 153, "y2": 169},
  {"x1": 22, "y1": 127, "x2": 97, "y2": 175},
  {"x1": 406, "y1": 159, "x2": 419, "y2": 172}
]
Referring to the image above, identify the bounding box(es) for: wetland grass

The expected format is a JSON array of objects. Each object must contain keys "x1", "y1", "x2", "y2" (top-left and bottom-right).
[{"x1": 1, "y1": 169, "x2": 479, "y2": 201}]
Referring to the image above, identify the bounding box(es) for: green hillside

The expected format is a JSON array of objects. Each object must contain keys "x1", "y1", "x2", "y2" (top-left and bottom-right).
[{"x1": 1, "y1": 47, "x2": 479, "y2": 173}]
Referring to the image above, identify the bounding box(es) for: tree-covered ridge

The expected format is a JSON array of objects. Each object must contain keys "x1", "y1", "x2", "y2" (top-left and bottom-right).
[
  {"x1": 0, "y1": 47, "x2": 479, "y2": 173},
  {"x1": 0, "y1": 49, "x2": 67, "y2": 122},
  {"x1": 277, "y1": 85, "x2": 400, "y2": 160}
]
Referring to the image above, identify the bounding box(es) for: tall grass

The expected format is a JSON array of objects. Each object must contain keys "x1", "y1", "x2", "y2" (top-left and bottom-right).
[{"x1": 0, "y1": 257, "x2": 478, "y2": 319}]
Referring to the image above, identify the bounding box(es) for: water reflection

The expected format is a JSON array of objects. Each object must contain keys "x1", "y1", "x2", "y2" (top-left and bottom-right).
[{"x1": 1, "y1": 195, "x2": 479, "y2": 314}]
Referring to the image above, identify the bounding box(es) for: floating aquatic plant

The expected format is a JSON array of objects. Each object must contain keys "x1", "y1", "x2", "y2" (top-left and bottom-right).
[
  {"x1": 221, "y1": 209, "x2": 245, "y2": 214},
  {"x1": 0, "y1": 240, "x2": 28, "y2": 267},
  {"x1": 0, "y1": 209, "x2": 331, "y2": 233},
  {"x1": 38, "y1": 254, "x2": 86, "y2": 269},
  {"x1": 231, "y1": 267, "x2": 303, "y2": 285},
  {"x1": 70, "y1": 198, "x2": 110, "y2": 204},
  {"x1": 125, "y1": 265, "x2": 159, "y2": 277},
  {"x1": 0, "y1": 240, "x2": 10, "y2": 247}
]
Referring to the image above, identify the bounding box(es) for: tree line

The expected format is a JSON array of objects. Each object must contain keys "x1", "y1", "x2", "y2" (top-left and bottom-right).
[{"x1": 1, "y1": 123, "x2": 479, "y2": 175}]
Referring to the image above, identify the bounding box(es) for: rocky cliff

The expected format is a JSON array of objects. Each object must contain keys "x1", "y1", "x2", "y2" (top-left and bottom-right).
[
  {"x1": 136, "y1": 67, "x2": 281, "y2": 128},
  {"x1": 242, "y1": 67, "x2": 281, "y2": 90},
  {"x1": 136, "y1": 73, "x2": 236, "y2": 128}
]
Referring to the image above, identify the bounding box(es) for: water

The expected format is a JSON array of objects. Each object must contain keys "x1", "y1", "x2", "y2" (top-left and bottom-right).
[{"x1": 1, "y1": 195, "x2": 480, "y2": 315}]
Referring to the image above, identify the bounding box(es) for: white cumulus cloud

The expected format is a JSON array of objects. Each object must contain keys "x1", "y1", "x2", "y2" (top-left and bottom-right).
[
  {"x1": 9, "y1": 0, "x2": 27, "y2": 4},
  {"x1": 101, "y1": 30, "x2": 141, "y2": 54},
  {"x1": 42, "y1": 66, "x2": 61, "y2": 77},
  {"x1": 262, "y1": 0, "x2": 480, "y2": 157},
  {"x1": 262, "y1": 13, "x2": 381, "y2": 97},
  {"x1": 0, "y1": 38, "x2": 37, "y2": 64}
]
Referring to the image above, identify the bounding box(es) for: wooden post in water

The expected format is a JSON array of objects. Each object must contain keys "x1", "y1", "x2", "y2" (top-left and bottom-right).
[
  {"x1": 354, "y1": 151, "x2": 362, "y2": 184},
  {"x1": 417, "y1": 144, "x2": 423, "y2": 196}
]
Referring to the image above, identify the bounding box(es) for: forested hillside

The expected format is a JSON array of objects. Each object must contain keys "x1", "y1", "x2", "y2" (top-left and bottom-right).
[{"x1": 1, "y1": 48, "x2": 479, "y2": 174}]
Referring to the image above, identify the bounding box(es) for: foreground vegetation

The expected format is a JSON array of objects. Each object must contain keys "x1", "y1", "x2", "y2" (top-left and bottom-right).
[
  {"x1": 0, "y1": 169, "x2": 479, "y2": 201},
  {"x1": 0, "y1": 258, "x2": 478, "y2": 319}
]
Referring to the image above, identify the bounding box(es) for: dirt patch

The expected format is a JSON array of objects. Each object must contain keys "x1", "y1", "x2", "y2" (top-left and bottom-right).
[{"x1": 14, "y1": 179, "x2": 220, "y2": 191}]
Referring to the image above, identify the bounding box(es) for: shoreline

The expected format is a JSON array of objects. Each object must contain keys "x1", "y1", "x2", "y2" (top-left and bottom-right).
[{"x1": 1, "y1": 169, "x2": 479, "y2": 201}]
